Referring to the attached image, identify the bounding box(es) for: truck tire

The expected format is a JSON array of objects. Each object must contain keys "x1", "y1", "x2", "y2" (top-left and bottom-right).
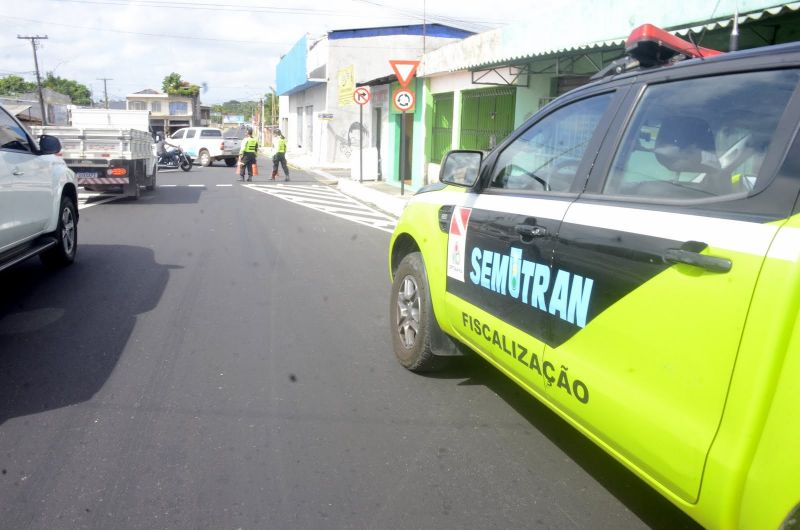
[
  {"x1": 40, "y1": 195, "x2": 77, "y2": 268},
  {"x1": 146, "y1": 166, "x2": 157, "y2": 191},
  {"x1": 225, "y1": 158, "x2": 237, "y2": 167},
  {"x1": 128, "y1": 179, "x2": 140, "y2": 200},
  {"x1": 389, "y1": 252, "x2": 446, "y2": 372},
  {"x1": 199, "y1": 149, "x2": 211, "y2": 167}
]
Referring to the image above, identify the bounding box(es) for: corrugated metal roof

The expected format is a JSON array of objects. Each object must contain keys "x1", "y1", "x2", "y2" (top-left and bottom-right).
[
  {"x1": 420, "y1": 1, "x2": 800, "y2": 75},
  {"x1": 673, "y1": 1, "x2": 800, "y2": 34}
]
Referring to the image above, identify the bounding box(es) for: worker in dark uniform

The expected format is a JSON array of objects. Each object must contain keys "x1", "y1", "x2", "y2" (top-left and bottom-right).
[
  {"x1": 238, "y1": 128, "x2": 259, "y2": 182},
  {"x1": 272, "y1": 131, "x2": 289, "y2": 181}
]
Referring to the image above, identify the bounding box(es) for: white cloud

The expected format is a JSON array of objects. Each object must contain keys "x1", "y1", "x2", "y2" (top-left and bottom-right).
[{"x1": 3, "y1": 0, "x2": 526, "y2": 103}]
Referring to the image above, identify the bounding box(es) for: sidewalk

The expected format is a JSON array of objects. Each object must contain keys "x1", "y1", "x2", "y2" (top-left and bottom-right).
[{"x1": 285, "y1": 152, "x2": 412, "y2": 217}]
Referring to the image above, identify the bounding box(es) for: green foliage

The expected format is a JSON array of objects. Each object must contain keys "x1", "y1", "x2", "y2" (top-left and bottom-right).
[
  {"x1": 0, "y1": 74, "x2": 92, "y2": 105},
  {"x1": 162, "y1": 72, "x2": 200, "y2": 97},
  {"x1": 211, "y1": 100, "x2": 257, "y2": 120},
  {"x1": 43, "y1": 73, "x2": 92, "y2": 105},
  {"x1": 210, "y1": 95, "x2": 279, "y2": 124},
  {"x1": 0, "y1": 75, "x2": 37, "y2": 95}
]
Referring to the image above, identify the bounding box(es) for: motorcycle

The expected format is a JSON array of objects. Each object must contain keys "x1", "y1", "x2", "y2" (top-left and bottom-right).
[{"x1": 157, "y1": 147, "x2": 193, "y2": 172}]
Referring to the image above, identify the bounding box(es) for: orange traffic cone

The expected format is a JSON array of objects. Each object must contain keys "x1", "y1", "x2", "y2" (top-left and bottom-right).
[{"x1": 252, "y1": 162, "x2": 259, "y2": 177}]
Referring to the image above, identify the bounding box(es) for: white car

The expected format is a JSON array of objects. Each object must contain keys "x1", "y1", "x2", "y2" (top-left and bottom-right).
[
  {"x1": 0, "y1": 105, "x2": 79, "y2": 272},
  {"x1": 169, "y1": 126, "x2": 237, "y2": 167}
]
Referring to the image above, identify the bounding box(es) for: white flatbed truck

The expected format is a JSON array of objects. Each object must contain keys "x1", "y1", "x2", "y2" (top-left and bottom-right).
[{"x1": 31, "y1": 109, "x2": 157, "y2": 199}]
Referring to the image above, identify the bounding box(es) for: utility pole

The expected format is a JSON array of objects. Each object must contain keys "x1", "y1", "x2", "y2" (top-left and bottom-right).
[
  {"x1": 270, "y1": 86, "x2": 277, "y2": 128},
  {"x1": 17, "y1": 35, "x2": 48, "y2": 125},
  {"x1": 97, "y1": 77, "x2": 112, "y2": 109}
]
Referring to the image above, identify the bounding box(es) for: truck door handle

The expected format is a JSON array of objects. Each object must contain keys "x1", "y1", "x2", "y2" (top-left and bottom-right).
[
  {"x1": 663, "y1": 244, "x2": 732, "y2": 273},
  {"x1": 12, "y1": 168, "x2": 23, "y2": 176},
  {"x1": 515, "y1": 223, "x2": 547, "y2": 240}
]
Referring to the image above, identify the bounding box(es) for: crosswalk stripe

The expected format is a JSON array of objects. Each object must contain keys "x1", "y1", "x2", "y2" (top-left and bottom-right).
[{"x1": 243, "y1": 183, "x2": 397, "y2": 233}]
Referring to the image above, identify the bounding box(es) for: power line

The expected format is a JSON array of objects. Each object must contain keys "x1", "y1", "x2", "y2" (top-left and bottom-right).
[
  {"x1": 350, "y1": 0, "x2": 506, "y2": 29},
  {"x1": 43, "y1": 0, "x2": 371, "y2": 17},
  {"x1": 1, "y1": 15, "x2": 292, "y2": 45}
]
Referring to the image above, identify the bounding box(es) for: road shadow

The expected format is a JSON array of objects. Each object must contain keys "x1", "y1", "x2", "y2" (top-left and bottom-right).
[
  {"x1": 426, "y1": 353, "x2": 702, "y2": 530},
  {"x1": 0, "y1": 244, "x2": 179, "y2": 425}
]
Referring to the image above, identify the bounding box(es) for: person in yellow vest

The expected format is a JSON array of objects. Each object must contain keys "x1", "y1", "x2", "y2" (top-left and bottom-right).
[
  {"x1": 271, "y1": 131, "x2": 289, "y2": 181},
  {"x1": 238, "y1": 128, "x2": 259, "y2": 182}
]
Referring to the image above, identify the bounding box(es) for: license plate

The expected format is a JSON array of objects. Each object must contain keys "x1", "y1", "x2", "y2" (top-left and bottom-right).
[{"x1": 76, "y1": 171, "x2": 100, "y2": 179}]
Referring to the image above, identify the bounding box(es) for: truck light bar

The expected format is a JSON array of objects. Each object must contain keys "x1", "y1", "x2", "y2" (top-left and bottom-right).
[
  {"x1": 107, "y1": 167, "x2": 128, "y2": 177},
  {"x1": 626, "y1": 24, "x2": 721, "y2": 67}
]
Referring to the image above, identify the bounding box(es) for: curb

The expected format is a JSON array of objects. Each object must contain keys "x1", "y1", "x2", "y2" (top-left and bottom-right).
[{"x1": 336, "y1": 179, "x2": 408, "y2": 218}]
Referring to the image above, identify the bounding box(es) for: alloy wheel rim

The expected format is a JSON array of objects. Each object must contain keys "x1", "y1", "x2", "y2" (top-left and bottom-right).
[
  {"x1": 61, "y1": 207, "x2": 75, "y2": 255},
  {"x1": 396, "y1": 274, "x2": 420, "y2": 349}
]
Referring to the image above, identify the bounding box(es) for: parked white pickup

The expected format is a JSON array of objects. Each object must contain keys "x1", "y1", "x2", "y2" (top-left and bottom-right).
[{"x1": 170, "y1": 127, "x2": 238, "y2": 167}]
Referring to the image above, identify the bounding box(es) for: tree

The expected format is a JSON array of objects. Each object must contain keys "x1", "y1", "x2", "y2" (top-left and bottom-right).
[
  {"x1": 0, "y1": 75, "x2": 36, "y2": 96},
  {"x1": 43, "y1": 73, "x2": 92, "y2": 105},
  {"x1": 211, "y1": 100, "x2": 256, "y2": 121},
  {"x1": 162, "y1": 72, "x2": 200, "y2": 97},
  {"x1": 263, "y1": 92, "x2": 279, "y2": 125}
]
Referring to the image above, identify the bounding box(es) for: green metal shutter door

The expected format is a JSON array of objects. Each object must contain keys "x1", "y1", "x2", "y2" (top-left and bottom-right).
[
  {"x1": 431, "y1": 93, "x2": 454, "y2": 164},
  {"x1": 459, "y1": 87, "x2": 516, "y2": 151}
]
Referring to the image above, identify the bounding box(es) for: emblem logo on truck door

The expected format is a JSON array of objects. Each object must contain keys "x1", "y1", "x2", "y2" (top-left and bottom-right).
[{"x1": 447, "y1": 206, "x2": 472, "y2": 282}]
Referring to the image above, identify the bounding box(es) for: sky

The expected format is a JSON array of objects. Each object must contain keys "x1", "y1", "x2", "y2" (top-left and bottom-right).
[{"x1": 1, "y1": 0, "x2": 529, "y2": 105}]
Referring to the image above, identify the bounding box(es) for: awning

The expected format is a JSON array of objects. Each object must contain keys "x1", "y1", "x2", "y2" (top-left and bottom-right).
[
  {"x1": 420, "y1": 1, "x2": 800, "y2": 75},
  {"x1": 4, "y1": 104, "x2": 33, "y2": 116},
  {"x1": 356, "y1": 74, "x2": 397, "y2": 87}
]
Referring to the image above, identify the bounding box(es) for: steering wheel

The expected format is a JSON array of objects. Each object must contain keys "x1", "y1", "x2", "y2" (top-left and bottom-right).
[
  {"x1": 506, "y1": 164, "x2": 551, "y2": 191},
  {"x1": 547, "y1": 159, "x2": 581, "y2": 191}
]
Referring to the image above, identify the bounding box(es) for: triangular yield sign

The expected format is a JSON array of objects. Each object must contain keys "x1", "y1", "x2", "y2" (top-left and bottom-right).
[{"x1": 389, "y1": 60, "x2": 420, "y2": 88}]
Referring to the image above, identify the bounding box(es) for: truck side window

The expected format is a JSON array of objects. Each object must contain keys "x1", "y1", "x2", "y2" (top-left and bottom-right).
[
  {"x1": 185, "y1": 130, "x2": 196, "y2": 139},
  {"x1": 489, "y1": 93, "x2": 612, "y2": 192},
  {"x1": 604, "y1": 70, "x2": 800, "y2": 200},
  {"x1": 0, "y1": 109, "x2": 31, "y2": 153}
]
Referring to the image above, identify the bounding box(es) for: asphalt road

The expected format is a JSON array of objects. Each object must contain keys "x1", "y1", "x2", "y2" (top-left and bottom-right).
[{"x1": 0, "y1": 164, "x2": 700, "y2": 529}]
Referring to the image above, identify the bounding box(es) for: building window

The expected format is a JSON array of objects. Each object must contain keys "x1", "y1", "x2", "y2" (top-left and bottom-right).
[
  {"x1": 169, "y1": 102, "x2": 189, "y2": 115},
  {"x1": 296, "y1": 107, "x2": 303, "y2": 147},
  {"x1": 151, "y1": 102, "x2": 161, "y2": 113},
  {"x1": 130, "y1": 101, "x2": 146, "y2": 110}
]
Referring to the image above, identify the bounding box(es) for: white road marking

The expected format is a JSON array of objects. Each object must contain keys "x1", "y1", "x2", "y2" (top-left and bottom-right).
[
  {"x1": 77, "y1": 192, "x2": 123, "y2": 209},
  {"x1": 243, "y1": 183, "x2": 397, "y2": 233}
]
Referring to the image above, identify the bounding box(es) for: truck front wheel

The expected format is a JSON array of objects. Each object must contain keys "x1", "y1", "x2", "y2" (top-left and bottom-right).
[
  {"x1": 225, "y1": 158, "x2": 237, "y2": 167},
  {"x1": 41, "y1": 196, "x2": 77, "y2": 268},
  {"x1": 390, "y1": 252, "x2": 446, "y2": 372}
]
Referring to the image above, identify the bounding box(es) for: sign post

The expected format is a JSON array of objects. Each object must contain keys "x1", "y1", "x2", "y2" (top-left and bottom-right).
[
  {"x1": 389, "y1": 60, "x2": 420, "y2": 196},
  {"x1": 353, "y1": 87, "x2": 371, "y2": 183}
]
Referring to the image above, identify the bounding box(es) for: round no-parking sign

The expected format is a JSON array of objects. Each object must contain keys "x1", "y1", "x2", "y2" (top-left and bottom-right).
[{"x1": 393, "y1": 88, "x2": 415, "y2": 112}]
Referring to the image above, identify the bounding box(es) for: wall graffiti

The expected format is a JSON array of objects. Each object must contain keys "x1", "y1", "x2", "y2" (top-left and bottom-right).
[{"x1": 329, "y1": 121, "x2": 370, "y2": 159}]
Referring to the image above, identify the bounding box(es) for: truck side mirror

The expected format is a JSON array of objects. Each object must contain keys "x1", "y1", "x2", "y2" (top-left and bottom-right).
[
  {"x1": 38, "y1": 135, "x2": 62, "y2": 155},
  {"x1": 440, "y1": 150, "x2": 482, "y2": 187}
]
